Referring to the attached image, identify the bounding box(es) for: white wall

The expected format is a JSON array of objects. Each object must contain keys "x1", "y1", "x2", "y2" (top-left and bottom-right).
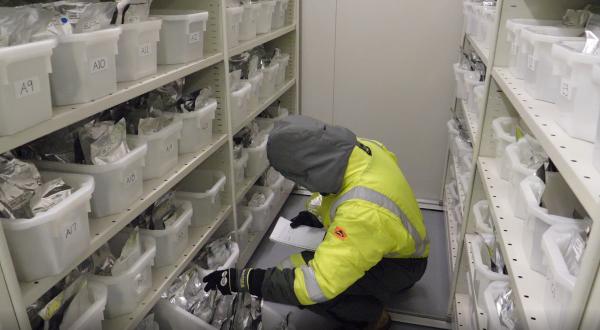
[{"x1": 301, "y1": 0, "x2": 463, "y2": 201}]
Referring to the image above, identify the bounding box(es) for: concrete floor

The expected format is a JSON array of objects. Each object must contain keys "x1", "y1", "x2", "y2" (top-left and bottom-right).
[{"x1": 248, "y1": 194, "x2": 451, "y2": 330}]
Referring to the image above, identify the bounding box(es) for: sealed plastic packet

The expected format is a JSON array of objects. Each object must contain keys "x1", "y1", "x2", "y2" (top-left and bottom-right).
[
  {"x1": 111, "y1": 227, "x2": 142, "y2": 276},
  {"x1": 91, "y1": 244, "x2": 117, "y2": 276},
  {"x1": 564, "y1": 230, "x2": 587, "y2": 276},
  {"x1": 60, "y1": 279, "x2": 92, "y2": 329},
  {"x1": 37, "y1": 276, "x2": 87, "y2": 329},
  {"x1": 78, "y1": 118, "x2": 130, "y2": 165},
  {"x1": 136, "y1": 313, "x2": 160, "y2": 330},
  {"x1": 0, "y1": 152, "x2": 42, "y2": 219},
  {"x1": 247, "y1": 191, "x2": 267, "y2": 208},
  {"x1": 29, "y1": 178, "x2": 72, "y2": 215},
  {"x1": 495, "y1": 287, "x2": 517, "y2": 330}
]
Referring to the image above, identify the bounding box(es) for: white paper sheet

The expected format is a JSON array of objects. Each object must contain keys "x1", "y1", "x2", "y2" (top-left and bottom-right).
[{"x1": 269, "y1": 217, "x2": 326, "y2": 251}]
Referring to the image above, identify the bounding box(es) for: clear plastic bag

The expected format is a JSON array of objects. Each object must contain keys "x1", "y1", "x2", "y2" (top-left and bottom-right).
[
  {"x1": 516, "y1": 135, "x2": 547, "y2": 170},
  {"x1": 111, "y1": 228, "x2": 141, "y2": 276},
  {"x1": 0, "y1": 152, "x2": 42, "y2": 219},
  {"x1": 78, "y1": 118, "x2": 130, "y2": 165},
  {"x1": 130, "y1": 191, "x2": 176, "y2": 230},
  {"x1": 29, "y1": 178, "x2": 72, "y2": 215},
  {"x1": 0, "y1": 6, "x2": 52, "y2": 47},
  {"x1": 247, "y1": 192, "x2": 266, "y2": 208},
  {"x1": 172, "y1": 87, "x2": 215, "y2": 113},
  {"x1": 564, "y1": 231, "x2": 587, "y2": 276},
  {"x1": 495, "y1": 287, "x2": 516, "y2": 330}
]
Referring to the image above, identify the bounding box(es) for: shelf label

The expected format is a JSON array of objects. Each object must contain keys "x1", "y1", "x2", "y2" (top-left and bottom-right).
[
  {"x1": 560, "y1": 79, "x2": 572, "y2": 100},
  {"x1": 124, "y1": 172, "x2": 137, "y2": 185},
  {"x1": 14, "y1": 77, "x2": 40, "y2": 99},
  {"x1": 91, "y1": 57, "x2": 109, "y2": 74},
  {"x1": 139, "y1": 43, "x2": 152, "y2": 57},
  {"x1": 527, "y1": 55, "x2": 536, "y2": 71},
  {"x1": 189, "y1": 31, "x2": 202, "y2": 44}
]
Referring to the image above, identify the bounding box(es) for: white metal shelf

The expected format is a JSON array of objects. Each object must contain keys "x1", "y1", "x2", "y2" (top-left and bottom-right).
[
  {"x1": 229, "y1": 25, "x2": 296, "y2": 57},
  {"x1": 234, "y1": 79, "x2": 297, "y2": 134},
  {"x1": 460, "y1": 99, "x2": 480, "y2": 150},
  {"x1": 21, "y1": 134, "x2": 228, "y2": 306},
  {"x1": 466, "y1": 34, "x2": 490, "y2": 67},
  {"x1": 454, "y1": 294, "x2": 477, "y2": 330},
  {"x1": 492, "y1": 67, "x2": 600, "y2": 221},
  {"x1": 103, "y1": 205, "x2": 232, "y2": 330},
  {"x1": 238, "y1": 184, "x2": 295, "y2": 268},
  {"x1": 0, "y1": 53, "x2": 224, "y2": 155},
  {"x1": 451, "y1": 151, "x2": 467, "y2": 216},
  {"x1": 444, "y1": 184, "x2": 460, "y2": 270},
  {"x1": 478, "y1": 157, "x2": 549, "y2": 330}
]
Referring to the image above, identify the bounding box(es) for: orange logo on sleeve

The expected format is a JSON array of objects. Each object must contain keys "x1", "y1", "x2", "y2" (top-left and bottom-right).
[{"x1": 334, "y1": 226, "x2": 348, "y2": 240}]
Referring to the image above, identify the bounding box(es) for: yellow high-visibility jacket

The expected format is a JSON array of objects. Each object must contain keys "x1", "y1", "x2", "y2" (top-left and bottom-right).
[{"x1": 261, "y1": 139, "x2": 429, "y2": 305}]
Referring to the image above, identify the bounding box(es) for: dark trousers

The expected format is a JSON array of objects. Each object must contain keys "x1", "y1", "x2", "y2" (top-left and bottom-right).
[{"x1": 304, "y1": 255, "x2": 428, "y2": 328}]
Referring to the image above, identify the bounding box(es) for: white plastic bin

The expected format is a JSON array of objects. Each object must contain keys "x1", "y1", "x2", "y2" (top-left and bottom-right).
[
  {"x1": 464, "y1": 2, "x2": 479, "y2": 38},
  {"x1": 231, "y1": 81, "x2": 252, "y2": 129},
  {"x1": 91, "y1": 236, "x2": 156, "y2": 318},
  {"x1": 271, "y1": 0, "x2": 289, "y2": 30},
  {"x1": 256, "y1": 107, "x2": 289, "y2": 133},
  {"x1": 471, "y1": 84, "x2": 485, "y2": 121},
  {"x1": 476, "y1": 6, "x2": 497, "y2": 50},
  {"x1": 245, "y1": 134, "x2": 269, "y2": 178},
  {"x1": 50, "y1": 27, "x2": 121, "y2": 106},
  {"x1": 226, "y1": 6, "x2": 244, "y2": 48},
  {"x1": 233, "y1": 149, "x2": 249, "y2": 187},
  {"x1": 453, "y1": 63, "x2": 469, "y2": 100},
  {"x1": 482, "y1": 281, "x2": 511, "y2": 330},
  {"x1": 61, "y1": 281, "x2": 107, "y2": 330},
  {"x1": 137, "y1": 200, "x2": 193, "y2": 267},
  {"x1": 128, "y1": 120, "x2": 183, "y2": 180},
  {"x1": 0, "y1": 39, "x2": 56, "y2": 136},
  {"x1": 542, "y1": 225, "x2": 584, "y2": 330},
  {"x1": 520, "y1": 26, "x2": 584, "y2": 103},
  {"x1": 175, "y1": 170, "x2": 226, "y2": 227},
  {"x1": 152, "y1": 11, "x2": 209, "y2": 65},
  {"x1": 492, "y1": 117, "x2": 517, "y2": 159},
  {"x1": 499, "y1": 142, "x2": 537, "y2": 189},
  {"x1": 274, "y1": 53, "x2": 290, "y2": 88},
  {"x1": 116, "y1": 19, "x2": 162, "y2": 82},
  {"x1": 523, "y1": 203, "x2": 588, "y2": 274},
  {"x1": 239, "y1": 2, "x2": 260, "y2": 41},
  {"x1": 173, "y1": 98, "x2": 217, "y2": 154},
  {"x1": 246, "y1": 186, "x2": 275, "y2": 232},
  {"x1": 257, "y1": 1, "x2": 276, "y2": 34},
  {"x1": 464, "y1": 71, "x2": 484, "y2": 114},
  {"x1": 472, "y1": 236, "x2": 509, "y2": 305},
  {"x1": 35, "y1": 144, "x2": 147, "y2": 218},
  {"x1": 473, "y1": 200, "x2": 493, "y2": 235},
  {"x1": 506, "y1": 19, "x2": 562, "y2": 79},
  {"x1": 1, "y1": 172, "x2": 94, "y2": 282},
  {"x1": 553, "y1": 41, "x2": 600, "y2": 142},
  {"x1": 513, "y1": 175, "x2": 544, "y2": 221},
  {"x1": 260, "y1": 62, "x2": 280, "y2": 100},
  {"x1": 236, "y1": 208, "x2": 253, "y2": 252},
  {"x1": 259, "y1": 169, "x2": 285, "y2": 205},
  {"x1": 248, "y1": 72, "x2": 264, "y2": 112}
]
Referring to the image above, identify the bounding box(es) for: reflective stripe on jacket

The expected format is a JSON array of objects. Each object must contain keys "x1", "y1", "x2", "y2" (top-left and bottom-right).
[{"x1": 261, "y1": 139, "x2": 429, "y2": 306}]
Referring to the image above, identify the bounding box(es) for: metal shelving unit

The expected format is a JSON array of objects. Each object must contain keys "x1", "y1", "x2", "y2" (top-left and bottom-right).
[
  {"x1": 447, "y1": 1, "x2": 600, "y2": 329},
  {"x1": 0, "y1": 0, "x2": 300, "y2": 328}
]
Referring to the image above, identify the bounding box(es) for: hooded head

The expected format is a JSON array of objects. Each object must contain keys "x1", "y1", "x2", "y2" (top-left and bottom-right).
[{"x1": 267, "y1": 116, "x2": 357, "y2": 194}]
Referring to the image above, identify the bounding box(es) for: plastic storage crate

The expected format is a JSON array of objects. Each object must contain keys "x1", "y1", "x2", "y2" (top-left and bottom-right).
[
  {"x1": 505, "y1": 19, "x2": 561, "y2": 79},
  {"x1": 256, "y1": 107, "x2": 289, "y2": 133},
  {"x1": 50, "y1": 27, "x2": 121, "y2": 106},
  {"x1": 482, "y1": 281, "x2": 511, "y2": 330},
  {"x1": 258, "y1": 169, "x2": 285, "y2": 205},
  {"x1": 274, "y1": 53, "x2": 290, "y2": 88},
  {"x1": 0, "y1": 38, "x2": 56, "y2": 136},
  {"x1": 542, "y1": 224, "x2": 585, "y2": 330},
  {"x1": 552, "y1": 40, "x2": 600, "y2": 142},
  {"x1": 60, "y1": 282, "x2": 107, "y2": 330},
  {"x1": 464, "y1": 71, "x2": 484, "y2": 114},
  {"x1": 116, "y1": 19, "x2": 162, "y2": 82},
  {"x1": 473, "y1": 200, "x2": 493, "y2": 235},
  {"x1": 172, "y1": 98, "x2": 216, "y2": 154},
  {"x1": 35, "y1": 144, "x2": 147, "y2": 218},
  {"x1": 498, "y1": 142, "x2": 538, "y2": 190},
  {"x1": 236, "y1": 208, "x2": 253, "y2": 251},
  {"x1": 471, "y1": 84, "x2": 485, "y2": 121},
  {"x1": 233, "y1": 149, "x2": 249, "y2": 187},
  {"x1": 257, "y1": 1, "x2": 276, "y2": 34},
  {"x1": 136, "y1": 200, "x2": 193, "y2": 267},
  {"x1": 175, "y1": 170, "x2": 227, "y2": 227},
  {"x1": 128, "y1": 120, "x2": 182, "y2": 180},
  {"x1": 230, "y1": 81, "x2": 252, "y2": 129},
  {"x1": 271, "y1": 0, "x2": 289, "y2": 30},
  {"x1": 90, "y1": 236, "x2": 156, "y2": 318},
  {"x1": 152, "y1": 11, "x2": 209, "y2": 65},
  {"x1": 245, "y1": 186, "x2": 275, "y2": 232},
  {"x1": 520, "y1": 25, "x2": 584, "y2": 103},
  {"x1": 245, "y1": 134, "x2": 269, "y2": 178},
  {"x1": 248, "y1": 72, "x2": 264, "y2": 112},
  {"x1": 260, "y1": 62, "x2": 280, "y2": 100},
  {"x1": 1, "y1": 172, "x2": 94, "y2": 282},
  {"x1": 513, "y1": 175, "x2": 544, "y2": 221},
  {"x1": 523, "y1": 200, "x2": 589, "y2": 274},
  {"x1": 491, "y1": 117, "x2": 517, "y2": 159},
  {"x1": 226, "y1": 6, "x2": 244, "y2": 48},
  {"x1": 475, "y1": 6, "x2": 496, "y2": 50},
  {"x1": 472, "y1": 236, "x2": 509, "y2": 305},
  {"x1": 239, "y1": 2, "x2": 260, "y2": 41},
  {"x1": 453, "y1": 63, "x2": 469, "y2": 100}
]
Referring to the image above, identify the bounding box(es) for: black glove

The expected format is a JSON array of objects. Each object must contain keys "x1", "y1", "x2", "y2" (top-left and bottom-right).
[
  {"x1": 290, "y1": 211, "x2": 323, "y2": 229},
  {"x1": 203, "y1": 268, "x2": 238, "y2": 295}
]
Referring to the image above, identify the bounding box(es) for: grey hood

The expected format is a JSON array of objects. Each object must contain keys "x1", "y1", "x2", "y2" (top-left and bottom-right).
[{"x1": 267, "y1": 116, "x2": 357, "y2": 194}]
